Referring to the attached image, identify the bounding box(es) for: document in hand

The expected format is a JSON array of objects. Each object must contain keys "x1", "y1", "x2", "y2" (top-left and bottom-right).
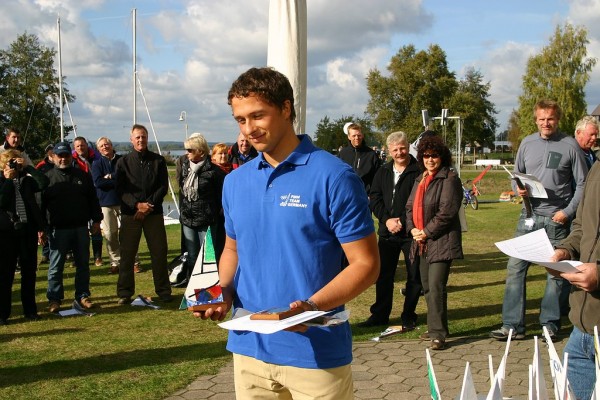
[
  {"x1": 511, "y1": 172, "x2": 548, "y2": 198},
  {"x1": 494, "y1": 229, "x2": 581, "y2": 273},
  {"x1": 219, "y1": 310, "x2": 327, "y2": 334}
]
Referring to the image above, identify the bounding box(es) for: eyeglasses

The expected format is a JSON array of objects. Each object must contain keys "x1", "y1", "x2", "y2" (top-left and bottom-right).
[{"x1": 423, "y1": 153, "x2": 440, "y2": 159}]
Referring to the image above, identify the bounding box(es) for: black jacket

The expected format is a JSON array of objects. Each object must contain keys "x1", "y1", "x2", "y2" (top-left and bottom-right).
[
  {"x1": 369, "y1": 156, "x2": 420, "y2": 241},
  {"x1": 0, "y1": 166, "x2": 48, "y2": 231},
  {"x1": 177, "y1": 158, "x2": 226, "y2": 228},
  {"x1": 338, "y1": 142, "x2": 380, "y2": 193},
  {"x1": 228, "y1": 142, "x2": 258, "y2": 170},
  {"x1": 42, "y1": 166, "x2": 102, "y2": 229},
  {"x1": 116, "y1": 149, "x2": 168, "y2": 216},
  {"x1": 406, "y1": 167, "x2": 463, "y2": 263}
]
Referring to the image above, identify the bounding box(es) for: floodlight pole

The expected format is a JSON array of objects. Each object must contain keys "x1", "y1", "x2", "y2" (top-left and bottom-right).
[{"x1": 431, "y1": 111, "x2": 462, "y2": 177}]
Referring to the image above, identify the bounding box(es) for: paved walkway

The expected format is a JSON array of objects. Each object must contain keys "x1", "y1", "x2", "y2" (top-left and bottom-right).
[{"x1": 165, "y1": 335, "x2": 566, "y2": 399}]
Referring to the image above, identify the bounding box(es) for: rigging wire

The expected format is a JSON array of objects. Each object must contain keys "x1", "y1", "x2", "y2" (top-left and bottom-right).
[{"x1": 136, "y1": 72, "x2": 180, "y2": 214}]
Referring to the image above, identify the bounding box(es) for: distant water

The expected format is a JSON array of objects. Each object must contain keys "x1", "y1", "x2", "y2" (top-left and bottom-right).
[
  {"x1": 165, "y1": 149, "x2": 186, "y2": 157},
  {"x1": 163, "y1": 199, "x2": 180, "y2": 219}
]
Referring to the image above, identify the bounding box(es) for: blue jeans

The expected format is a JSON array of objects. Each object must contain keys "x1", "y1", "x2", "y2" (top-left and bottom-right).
[
  {"x1": 564, "y1": 327, "x2": 595, "y2": 400},
  {"x1": 182, "y1": 224, "x2": 208, "y2": 277},
  {"x1": 47, "y1": 226, "x2": 91, "y2": 302},
  {"x1": 501, "y1": 212, "x2": 569, "y2": 334}
]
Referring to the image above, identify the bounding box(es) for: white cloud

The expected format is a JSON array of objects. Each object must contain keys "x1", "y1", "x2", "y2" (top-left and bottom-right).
[{"x1": 3, "y1": 0, "x2": 599, "y2": 147}]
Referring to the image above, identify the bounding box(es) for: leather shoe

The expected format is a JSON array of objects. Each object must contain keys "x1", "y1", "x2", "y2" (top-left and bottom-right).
[
  {"x1": 117, "y1": 297, "x2": 132, "y2": 305},
  {"x1": 431, "y1": 339, "x2": 446, "y2": 350},
  {"x1": 159, "y1": 294, "x2": 174, "y2": 303},
  {"x1": 356, "y1": 318, "x2": 388, "y2": 328},
  {"x1": 0, "y1": 318, "x2": 7, "y2": 326},
  {"x1": 134, "y1": 262, "x2": 143, "y2": 273},
  {"x1": 48, "y1": 301, "x2": 61, "y2": 313},
  {"x1": 25, "y1": 314, "x2": 42, "y2": 321},
  {"x1": 78, "y1": 297, "x2": 94, "y2": 309}
]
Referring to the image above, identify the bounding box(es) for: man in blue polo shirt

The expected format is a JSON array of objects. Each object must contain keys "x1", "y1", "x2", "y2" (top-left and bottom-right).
[{"x1": 198, "y1": 67, "x2": 379, "y2": 399}]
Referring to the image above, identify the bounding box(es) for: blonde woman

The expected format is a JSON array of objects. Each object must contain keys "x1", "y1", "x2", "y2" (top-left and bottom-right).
[{"x1": 177, "y1": 133, "x2": 226, "y2": 280}]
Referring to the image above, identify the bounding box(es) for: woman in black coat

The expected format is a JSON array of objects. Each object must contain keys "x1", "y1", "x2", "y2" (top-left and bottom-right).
[
  {"x1": 406, "y1": 136, "x2": 463, "y2": 350},
  {"x1": 0, "y1": 149, "x2": 48, "y2": 324},
  {"x1": 177, "y1": 134, "x2": 226, "y2": 281}
]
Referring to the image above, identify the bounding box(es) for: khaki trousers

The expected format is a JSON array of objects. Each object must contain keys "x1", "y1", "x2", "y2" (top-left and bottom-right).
[{"x1": 233, "y1": 353, "x2": 353, "y2": 400}]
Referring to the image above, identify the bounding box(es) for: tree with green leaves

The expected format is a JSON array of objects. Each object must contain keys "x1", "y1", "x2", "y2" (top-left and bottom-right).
[
  {"x1": 0, "y1": 32, "x2": 74, "y2": 160},
  {"x1": 506, "y1": 109, "x2": 523, "y2": 150},
  {"x1": 313, "y1": 115, "x2": 376, "y2": 153},
  {"x1": 447, "y1": 67, "x2": 498, "y2": 150},
  {"x1": 366, "y1": 44, "x2": 457, "y2": 142},
  {"x1": 517, "y1": 23, "x2": 596, "y2": 137}
]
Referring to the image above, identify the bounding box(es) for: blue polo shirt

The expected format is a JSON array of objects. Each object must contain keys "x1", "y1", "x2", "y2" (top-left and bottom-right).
[{"x1": 222, "y1": 134, "x2": 374, "y2": 369}]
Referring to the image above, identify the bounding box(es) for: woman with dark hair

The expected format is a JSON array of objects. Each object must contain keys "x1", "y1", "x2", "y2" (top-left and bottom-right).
[{"x1": 406, "y1": 135, "x2": 463, "y2": 350}]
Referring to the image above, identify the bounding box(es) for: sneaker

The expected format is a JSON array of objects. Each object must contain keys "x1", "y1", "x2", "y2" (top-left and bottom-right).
[
  {"x1": 117, "y1": 297, "x2": 132, "y2": 305},
  {"x1": 108, "y1": 264, "x2": 119, "y2": 274},
  {"x1": 95, "y1": 258, "x2": 103, "y2": 267},
  {"x1": 420, "y1": 331, "x2": 430, "y2": 340},
  {"x1": 431, "y1": 339, "x2": 446, "y2": 350},
  {"x1": 78, "y1": 297, "x2": 94, "y2": 309},
  {"x1": 134, "y1": 262, "x2": 143, "y2": 273},
  {"x1": 48, "y1": 301, "x2": 61, "y2": 313},
  {"x1": 490, "y1": 327, "x2": 525, "y2": 341}
]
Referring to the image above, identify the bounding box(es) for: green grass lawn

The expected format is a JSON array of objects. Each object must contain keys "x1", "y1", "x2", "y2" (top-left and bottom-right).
[{"x1": 1, "y1": 168, "x2": 570, "y2": 399}]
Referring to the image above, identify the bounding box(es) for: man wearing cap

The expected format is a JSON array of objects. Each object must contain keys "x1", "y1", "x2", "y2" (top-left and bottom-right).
[
  {"x1": 42, "y1": 141, "x2": 103, "y2": 313},
  {"x1": 338, "y1": 122, "x2": 380, "y2": 194},
  {"x1": 115, "y1": 124, "x2": 172, "y2": 304},
  {"x1": 35, "y1": 145, "x2": 55, "y2": 174}
]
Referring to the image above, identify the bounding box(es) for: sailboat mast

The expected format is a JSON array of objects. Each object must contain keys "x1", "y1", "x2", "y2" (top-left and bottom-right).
[
  {"x1": 57, "y1": 16, "x2": 64, "y2": 141},
  {"x1": 132, "y1": 8, "x2": 137, "y2": 125}
]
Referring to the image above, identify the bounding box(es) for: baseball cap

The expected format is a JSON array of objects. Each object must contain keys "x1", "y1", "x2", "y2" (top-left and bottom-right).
[{"x1": 54, "y1": 141, "x2": 71, "y2": 156}]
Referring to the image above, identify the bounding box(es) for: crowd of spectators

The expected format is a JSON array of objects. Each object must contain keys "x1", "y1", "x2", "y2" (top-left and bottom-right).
[{"x1": 2, "y1": 90, "x2": 600, "y2": 400}]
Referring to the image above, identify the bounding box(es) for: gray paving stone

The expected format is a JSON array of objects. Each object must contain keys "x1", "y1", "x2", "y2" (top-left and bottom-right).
[{"x1": 166, "y1": 336, "x2": 570, "y2": 399}]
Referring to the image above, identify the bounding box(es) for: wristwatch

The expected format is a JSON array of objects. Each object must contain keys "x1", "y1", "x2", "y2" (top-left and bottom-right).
[{"x1": 305, "y1": 299, "x2": 319, "y2": 311}]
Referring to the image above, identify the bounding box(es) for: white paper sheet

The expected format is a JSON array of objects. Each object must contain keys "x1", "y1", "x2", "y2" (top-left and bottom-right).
[
  {"x1": 494, "y1": 229, "x2": 581, "y2": 273},
  {"x1": 218, "y1": 310, "x2": 327, "y2": 334},
  {"x1": 512, "y1": 172, "x2": 548, "y2": 198}
]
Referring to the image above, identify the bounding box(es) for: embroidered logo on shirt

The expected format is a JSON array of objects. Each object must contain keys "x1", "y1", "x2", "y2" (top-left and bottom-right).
[{"x1": 279, "y1": 193, "x2": 308, "y2": 208}]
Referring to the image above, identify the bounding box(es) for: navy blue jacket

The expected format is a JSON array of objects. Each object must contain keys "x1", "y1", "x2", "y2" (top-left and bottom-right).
[{"x1": 92, "y1": 154, "x2": 121, "y2": 207}]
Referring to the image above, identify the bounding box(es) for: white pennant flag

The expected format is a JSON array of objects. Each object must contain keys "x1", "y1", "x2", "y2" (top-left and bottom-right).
[
  {"x1": 543, "y1": 326, "x2": 574, "y2": 399},
  {"x1": 459, "y1": 362, "x2": 478, "y2": 400},
  {"x1": 426, "y1": 349, "x2": 442, "y2": 400}
]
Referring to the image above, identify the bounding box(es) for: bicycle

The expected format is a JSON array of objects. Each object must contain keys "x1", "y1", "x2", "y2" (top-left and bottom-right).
[{"x1": 462, "y1": 180, "x2": 479, "y2": 210}]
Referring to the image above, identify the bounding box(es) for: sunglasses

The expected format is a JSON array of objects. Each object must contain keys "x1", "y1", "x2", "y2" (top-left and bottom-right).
[
  {"x1": 423, "y1": 153, "x2": 440, "y2": 159},
  {"x1": 185, "y1": 148, "x2": 195, "y2": 153}
]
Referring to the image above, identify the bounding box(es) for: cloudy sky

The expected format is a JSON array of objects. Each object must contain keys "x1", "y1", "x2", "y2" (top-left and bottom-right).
[{"x1": 2, "y1": 0, "x2": 600, "y2": 145}]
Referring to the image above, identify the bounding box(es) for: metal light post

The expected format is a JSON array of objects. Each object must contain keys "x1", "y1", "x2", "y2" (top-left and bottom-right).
[{"x1": 179, "y1": 111, "x2": 188, "y2": 138}]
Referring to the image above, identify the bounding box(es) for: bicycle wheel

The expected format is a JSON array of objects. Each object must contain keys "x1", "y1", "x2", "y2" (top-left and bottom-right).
[{"x1": 470, "y1": 195, "x2": 478, "y2": 210}]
